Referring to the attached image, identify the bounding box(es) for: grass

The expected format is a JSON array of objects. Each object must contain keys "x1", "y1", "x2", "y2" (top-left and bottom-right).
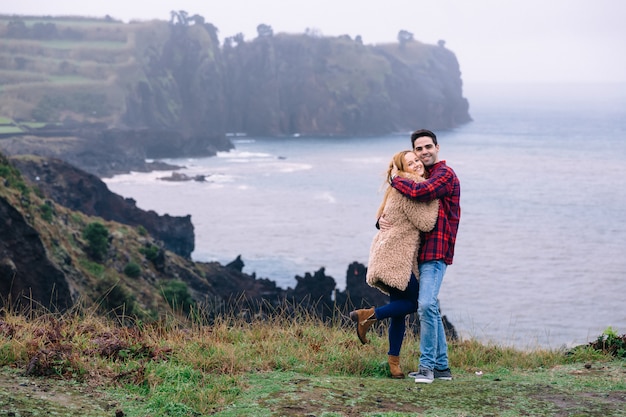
[
  {"x1": 0, "y1": 126, "x2": 22, "y2": 134},
  {"x1": 37, "y1": 40, "x2": 128, "y2": 50},
  {"x1": 19, "y1": 121, "x2": 47, "y2": 128},
  {"x1": 0, "y1": 17, "x2": 136, "y2": 123},
  {"x1": 0, "y1": 304, "x2": 624, "y2": 416}
]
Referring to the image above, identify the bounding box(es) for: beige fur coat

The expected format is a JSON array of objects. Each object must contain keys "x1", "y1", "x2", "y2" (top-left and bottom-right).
[{"x1": 366, "y1": 172, "x2": 439, "y2": 294}]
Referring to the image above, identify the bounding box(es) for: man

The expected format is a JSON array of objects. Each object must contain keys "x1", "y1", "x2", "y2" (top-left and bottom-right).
[{"x1": 381, "y1": 128, "x2": 461, "y2": 383}]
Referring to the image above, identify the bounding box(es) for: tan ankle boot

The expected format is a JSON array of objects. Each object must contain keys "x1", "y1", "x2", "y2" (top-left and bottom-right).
[
  {"x1": 387, "y1": 355, "x2": 405, "y2": 379},
  {"x1": 349, "y1": 307, "x2": 376, "y2": 344}
]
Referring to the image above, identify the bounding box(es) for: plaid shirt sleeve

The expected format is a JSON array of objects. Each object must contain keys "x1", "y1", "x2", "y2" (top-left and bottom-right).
[{"x1": 390, "y1": 161, "x2": 461, "y2": 264}]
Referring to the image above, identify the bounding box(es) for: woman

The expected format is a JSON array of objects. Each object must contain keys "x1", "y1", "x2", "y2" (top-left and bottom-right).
[{"x1": 350, "y1": 150, "x2": 438, "y2": 379}]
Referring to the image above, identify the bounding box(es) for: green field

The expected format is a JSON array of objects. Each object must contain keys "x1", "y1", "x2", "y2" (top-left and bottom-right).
[{"x1": 0, "y1": 15, "x2": 157, "y2": 123}]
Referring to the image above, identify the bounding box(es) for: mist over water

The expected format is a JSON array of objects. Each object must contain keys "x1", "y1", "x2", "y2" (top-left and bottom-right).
[{"x1": 105, "y1": 83, "x2": 626, "y2": 349}]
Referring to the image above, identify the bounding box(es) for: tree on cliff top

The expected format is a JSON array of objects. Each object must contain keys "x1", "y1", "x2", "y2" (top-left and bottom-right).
[
  {"x1": 397, "y1": 29, "x2": 414, "y2": 49},
  {"x1": 257, "y1": 23, "x2": 273, "y2": 38}
]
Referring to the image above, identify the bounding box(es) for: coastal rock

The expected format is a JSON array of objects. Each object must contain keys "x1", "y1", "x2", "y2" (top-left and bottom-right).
[
  {"x1": 336, "y1": 261, "x2": 389, "y2": 308},
  {"x1": 0, "y1": 127, "x2": 232, "y2": 178},
  {"x1": 158, "y1": 172, "x2": 207, "y2": 182},
  {"x1": 225, "y1": 255, "x2": 245, "y2": 272}
]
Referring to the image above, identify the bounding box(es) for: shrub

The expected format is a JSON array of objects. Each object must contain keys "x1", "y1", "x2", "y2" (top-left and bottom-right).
[
  {"x1": 0, "y1": 160, "x2": 30, "y2": 196},
  {"x1": 16, "y1": 181, "x2": 30, "y2": 197},
  {"x1": 39, "y1": 201, "x2": 54, "y2": 222},
  {"x1": 160, "y1": 280, "x2": 195, "y2": 314},
  {"x1": 95, "y1": 276, "x2": 137, "y2": 317},
  {"x1": 590, "y1": 327, "x2": 626, "y2": 358},
  {"x1": 139, "y1": 244, "x2": 160, "y2": 262},
  {"x1": 123, "y1": 261, "x2": 141, "y2": 278},
  {"x1": 82, "y1": 222, "x2": 109, "y2": 261}
]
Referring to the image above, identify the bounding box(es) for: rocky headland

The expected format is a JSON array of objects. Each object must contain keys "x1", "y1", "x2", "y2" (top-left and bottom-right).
[{"x1": 0, "y1": 14, "x2": 470, "y2": 178}]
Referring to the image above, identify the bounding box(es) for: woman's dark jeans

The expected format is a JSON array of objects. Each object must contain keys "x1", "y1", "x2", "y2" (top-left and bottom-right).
[{"x1": 374, "y1": 273, "x2": 419, "y2": 356}]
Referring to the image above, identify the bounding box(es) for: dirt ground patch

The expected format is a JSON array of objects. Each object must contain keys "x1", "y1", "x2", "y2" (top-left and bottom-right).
[{"x1": 0, "y1": 367, "x2": 118, "y2": 417}]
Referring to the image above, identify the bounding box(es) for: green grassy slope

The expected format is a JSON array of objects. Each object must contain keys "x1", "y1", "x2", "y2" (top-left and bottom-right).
[{"x1": 0, "y1": 16, "x2": 166, "y2": 125}]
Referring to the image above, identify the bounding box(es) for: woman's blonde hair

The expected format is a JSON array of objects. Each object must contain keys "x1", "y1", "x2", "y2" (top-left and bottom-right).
[{"x1": 375, "y1": 150, "x2": 418, "y2": 218}]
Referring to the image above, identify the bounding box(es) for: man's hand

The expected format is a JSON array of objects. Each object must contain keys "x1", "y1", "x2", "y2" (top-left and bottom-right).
[
  {"x1": 379, "y1": 215, "x2": 392, "y2": 231},
  {"x1": 389, "y1": 163, "x2": 398, "y2": 184}
]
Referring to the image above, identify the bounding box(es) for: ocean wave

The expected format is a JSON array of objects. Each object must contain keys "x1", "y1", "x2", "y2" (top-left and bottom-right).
[
  {"x1": 278, "y1": 163, "x2": 312, "y2": 173},
  {"x1": 202, "y1": 173, "x2": 234, "y2": 183},
  {"x1": 231, "y1": 138, "x2": 256, "y2": 144},
  {"x1": 217, "y1": 150, "x2": 274, "y2": 159}
]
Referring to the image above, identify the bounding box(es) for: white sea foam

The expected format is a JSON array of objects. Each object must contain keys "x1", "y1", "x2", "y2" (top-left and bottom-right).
[
  {"x1": 278, "y1": 163, "x2": 312, "y2": 173},
  {"x1": 217, "y1": 150, "x2": 273, "y2": 159}
]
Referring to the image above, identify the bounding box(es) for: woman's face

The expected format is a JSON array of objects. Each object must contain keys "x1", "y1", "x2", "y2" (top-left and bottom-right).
[{"x1": 403, "y1": 152, "x2": 425, "y2": 176}]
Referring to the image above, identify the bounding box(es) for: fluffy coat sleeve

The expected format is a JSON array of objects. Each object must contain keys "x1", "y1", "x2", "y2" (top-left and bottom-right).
[{"x1": 366, "y1": 173, "x2": 439, "y2": 294}]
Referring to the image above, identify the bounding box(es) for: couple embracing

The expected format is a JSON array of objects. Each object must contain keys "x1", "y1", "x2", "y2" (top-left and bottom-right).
[{"x1": 350, "y1": 129, "x2": 461, "y2": 384}]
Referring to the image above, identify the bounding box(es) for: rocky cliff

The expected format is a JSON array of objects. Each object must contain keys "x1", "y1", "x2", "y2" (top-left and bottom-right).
[
  {"x1": 124, "y1": 22, "x2": 471, "y2": 137},
  {"x1": 222, "y1": 34, "x2": 471, "y2": 136},
  {"x1": 0, "y1": 195, "x2": 72, "y2": 310}
]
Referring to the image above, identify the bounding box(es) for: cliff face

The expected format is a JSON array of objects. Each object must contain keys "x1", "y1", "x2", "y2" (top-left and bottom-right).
[
  {"x1": 127, "y1": 26, "x2": 472, "y2": 137},
  {"x1": 0, "y1": 195, "x2": 73, "y2": 310},
  {"x1": 222, "y1": 35, "x2": 471, "y2": 136},
  {"x1": 123, "y1": 23, "x2": 228, "y2": 138},
  {"x1": 380, "y1": 43, "x2": 470, "y2": 131}
]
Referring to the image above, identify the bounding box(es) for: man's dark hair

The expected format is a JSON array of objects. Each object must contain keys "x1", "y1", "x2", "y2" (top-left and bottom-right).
[{"x1": 411, "y1": 129, "x2": 437, "y2": 147}]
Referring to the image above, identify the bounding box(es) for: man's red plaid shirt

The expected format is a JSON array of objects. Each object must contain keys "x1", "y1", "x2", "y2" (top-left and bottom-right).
[{"x1": 391, "y1": 160, "x2": 461, "y2": 265}]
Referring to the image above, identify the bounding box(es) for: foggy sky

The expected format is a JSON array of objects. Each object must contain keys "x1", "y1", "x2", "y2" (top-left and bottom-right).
[{"x1": 2, "y1": 0, "x2": 625, "y2": 85}]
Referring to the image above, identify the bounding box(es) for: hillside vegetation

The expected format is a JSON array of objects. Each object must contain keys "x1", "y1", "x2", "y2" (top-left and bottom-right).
[
  {"x1": 0, "y1": 151, "x2": 194, "y2": 317},
  {"x1": 0, "y1": 16, "x2": 167, "y2": 127}
]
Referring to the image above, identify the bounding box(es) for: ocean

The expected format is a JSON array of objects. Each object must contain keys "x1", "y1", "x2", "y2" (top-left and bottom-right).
[{"x1": 104, "y1": 82, "x2": 626, "y2": 350}]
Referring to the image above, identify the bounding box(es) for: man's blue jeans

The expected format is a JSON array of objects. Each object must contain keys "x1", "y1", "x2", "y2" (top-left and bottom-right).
[
  {"x1": 417, "y1": 260, "x2": 448, "y2": 370},
  {"x1": 374, "y1": 273, "x2": 419, "y2": 357}
]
